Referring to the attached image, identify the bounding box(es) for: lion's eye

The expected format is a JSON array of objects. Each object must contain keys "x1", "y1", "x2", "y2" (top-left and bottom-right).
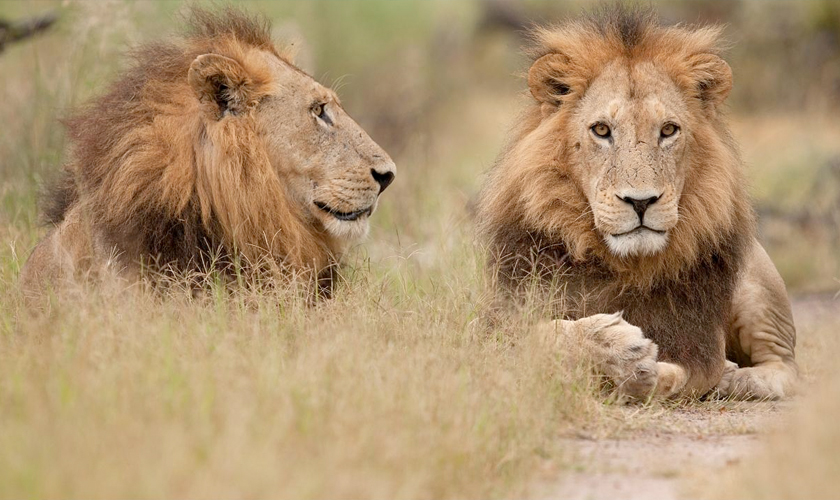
[
  {"x1": 591, "y1": 123, "x2": 611, "y2": 138},
  {"x1": 661, "y1": 123, "x2": 679, "y2": 138},
  {"x1": 312, "y1": 102, "x2": 333, "y2": 125}
]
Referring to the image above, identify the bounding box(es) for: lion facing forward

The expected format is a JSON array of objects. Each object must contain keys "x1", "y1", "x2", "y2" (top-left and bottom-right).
[
  {"x1": 20, "y1": 8, "x2": 395, "y2": 298},
  {"x1": 477, "y1": 8, "x2": 796, "y2": 400}
]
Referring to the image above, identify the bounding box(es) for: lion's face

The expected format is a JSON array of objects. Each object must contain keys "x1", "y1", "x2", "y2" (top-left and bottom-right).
[
  {"x1": 507, "y1": 27, "x2": 737, "y2": 267},
  {"x1": 569, "y1": 61, "x2": 690, "y2": 257},
  {"x1": 189, "y1": 50, "x2": 395, "y2": 248},
  {"x1": 256, "y1": 54, "x2": 395, "y2": 242}
]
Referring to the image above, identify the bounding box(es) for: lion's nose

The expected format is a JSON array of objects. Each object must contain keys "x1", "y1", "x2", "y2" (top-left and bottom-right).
[
  {"x1": 620, "y1": 194, "x2": 660, "y2": 222},
  {"x1": 371, "y1": 167, "x2": 395, "y2": 194}
]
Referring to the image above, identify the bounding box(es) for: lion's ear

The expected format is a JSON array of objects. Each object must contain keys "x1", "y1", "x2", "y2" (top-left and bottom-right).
[
  {"x1": 528, "y1": 53, "x2": 575, "y2": 107},
  {"x1": 188, "y1": 54, "x2": 256, "y2": 118},
  {"x1": 686, "y1": 53, "x2": 732, "y2": 107}
]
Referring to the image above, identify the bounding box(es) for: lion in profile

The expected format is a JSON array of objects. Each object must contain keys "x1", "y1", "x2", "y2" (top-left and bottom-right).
[
  {"x1": 476, "y1": 8, "x2": 796, "y2": 400},
  {"x1": 20, "y1": 7, "x2": 395, "y2": 298}
]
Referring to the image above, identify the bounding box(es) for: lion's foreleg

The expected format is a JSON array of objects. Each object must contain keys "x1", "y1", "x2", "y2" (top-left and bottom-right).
[
  {"x1": 20, "y1": 206, "x2": 98, "y2": 300},
  {"x1": 716, "y1": 241, "x2": 798, "y2": 400},
  {"x1": 717, "y1": 317, "x2": 797, "y2": 400},
  {"x1": 726, "y1": 310, "x2": 797, "y2": 400}
]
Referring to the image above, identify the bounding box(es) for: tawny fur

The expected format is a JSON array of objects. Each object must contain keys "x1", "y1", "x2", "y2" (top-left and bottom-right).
[
  {"x1": 22, "y1": 7, "x2": 395, "y2": 297},
  {"x1": 477, "y1": 7, "x2": 797, "y2": 400}
]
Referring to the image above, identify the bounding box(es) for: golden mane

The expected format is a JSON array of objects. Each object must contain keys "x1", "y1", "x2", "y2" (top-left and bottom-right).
[
  {"x1": 477, "y1": 7, "x2": 755, "y2": 290},
  {"x1": 45, "y1": 7, "x2": 330, "y2": 277}
]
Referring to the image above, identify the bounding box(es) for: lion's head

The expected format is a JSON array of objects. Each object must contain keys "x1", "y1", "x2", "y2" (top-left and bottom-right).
[
  {"x1": 50, "y1": 8, "x2": 394, "y2": 277},
  {"x1": 188, "y1": 47, "x2": 395, "y2": 244},
  {"x1": 478, "y1": 8, "x2": 754, "y2": 287}
]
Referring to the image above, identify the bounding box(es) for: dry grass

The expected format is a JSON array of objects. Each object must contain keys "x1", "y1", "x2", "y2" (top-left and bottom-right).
[{"x1": 0, "y1": 241, "x2": 625, "y2": 499}]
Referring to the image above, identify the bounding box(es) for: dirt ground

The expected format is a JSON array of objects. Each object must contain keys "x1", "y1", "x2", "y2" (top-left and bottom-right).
[{"x1": 534, "y1": 295, "x2": 836, "y2": 500}]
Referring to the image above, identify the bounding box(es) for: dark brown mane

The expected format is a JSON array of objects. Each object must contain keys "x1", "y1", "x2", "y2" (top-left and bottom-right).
[
  {"x1": 185, "y1": 6, "x2": 277, "y2": 53},
  {"x1": 44, "y1": 7, "x2": 281, "y2": 226},
  {"x1": 587, "y1": 4, "x2": 657, "y2": 49},
  {"x1": 41, "y1": 6, "x2": 327, "y2": 279}
]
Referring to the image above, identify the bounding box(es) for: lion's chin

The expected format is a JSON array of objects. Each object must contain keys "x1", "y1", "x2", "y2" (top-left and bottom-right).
[
  {"x1": 605, "y1": 228, "x2": 669, "y2": 257},
  {"x1": 322, "y1": 217, "x2": 371, "y2": 242},
  {"x1": 313, "y1": 200, "x2": 376, "y2": 242}
]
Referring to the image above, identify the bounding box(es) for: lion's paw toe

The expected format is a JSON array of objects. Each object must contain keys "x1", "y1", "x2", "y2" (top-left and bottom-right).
[{"x1": 715, "y1": 364, "x2": 795, "y2": 400}]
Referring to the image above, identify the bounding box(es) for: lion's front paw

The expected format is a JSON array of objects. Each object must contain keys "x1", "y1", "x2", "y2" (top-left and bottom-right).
[
  {"x1": 714, "y1": 363, "x2": 795, "y2": 400},
  {"x1": 574, "y1": 313, "x2": 660, "y2": 399}
]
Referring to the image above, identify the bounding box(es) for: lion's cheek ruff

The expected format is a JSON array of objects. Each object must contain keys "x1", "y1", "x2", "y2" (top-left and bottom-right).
[
  {"x1": 195, "y1": 117, "x2": 330, "y2": 271},
  {"x1": 477, "y1": 114, "x2": 601, "y2": 266},
  {"x1": 73, "y1": 92, "x2": 332, "y2": 278}
]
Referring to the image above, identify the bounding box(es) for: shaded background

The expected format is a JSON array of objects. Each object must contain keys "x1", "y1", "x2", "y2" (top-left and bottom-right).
[{"x1": 1, "y1": 0, "x2": 839, "y2": 291}]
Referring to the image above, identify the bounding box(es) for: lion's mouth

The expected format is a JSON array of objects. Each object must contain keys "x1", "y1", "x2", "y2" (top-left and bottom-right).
[
  {"x1": 605, "y1": 225, "x2": 670, "y2": 257},
  {"x1": 314, "y1": 201, "x2": 373, "y2": 222},
  {"x1": 611, "y1": 226, "x2": 667, "y2": 237}
]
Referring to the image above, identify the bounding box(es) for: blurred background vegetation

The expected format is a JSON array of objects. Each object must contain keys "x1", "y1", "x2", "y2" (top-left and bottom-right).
[{"x1": 1, "y1": 0, "x2": 838, "y2": 291}]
